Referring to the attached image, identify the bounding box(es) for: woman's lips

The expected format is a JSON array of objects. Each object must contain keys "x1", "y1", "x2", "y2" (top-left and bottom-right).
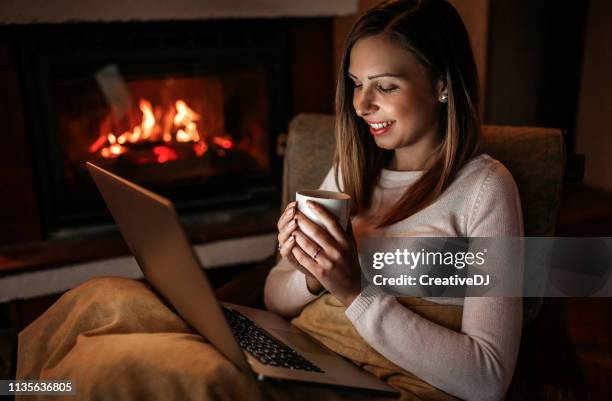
[{"x1": 368, "y1": 121, "x2": 394, "y2": 136}]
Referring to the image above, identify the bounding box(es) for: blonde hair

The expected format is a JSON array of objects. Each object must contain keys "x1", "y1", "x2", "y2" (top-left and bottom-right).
[{"x1": 335, "y1": 0, "x2": 481, "y2": 227}]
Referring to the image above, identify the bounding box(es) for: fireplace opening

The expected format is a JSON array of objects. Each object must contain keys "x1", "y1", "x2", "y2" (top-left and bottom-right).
[
  {"x1": 67, "y1": 70, "x2": 269, "y2": 173},
  {"x1": 15, "y1": 21, "x2": 292, "y2": 234},
  {"x1": 59, "y1": 68, "x2": 270, "y2": 199}
]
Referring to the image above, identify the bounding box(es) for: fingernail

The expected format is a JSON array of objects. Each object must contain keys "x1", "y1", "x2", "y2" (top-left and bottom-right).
[
  {"x1": 288, "y1": 207, "x2": 294, "y2": 216},
  {"x1": 288, "y1": 220, "x2": 296, "y2": 228},
  {"x1": 307, "y1": 200, "x2": 315, "y2": 209},
  {"x1": 289, "y1": 235, "x2": 295, "y2": 242}
]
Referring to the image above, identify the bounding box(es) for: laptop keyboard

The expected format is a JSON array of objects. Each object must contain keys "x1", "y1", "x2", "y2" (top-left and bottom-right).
[{"x1": 222, "y1": 306, "x2": 324, "y2": 373}]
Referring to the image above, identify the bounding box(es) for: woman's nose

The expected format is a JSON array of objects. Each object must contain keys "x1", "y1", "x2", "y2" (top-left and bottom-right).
[{"x1": 354, "y1": 91, "x2": 378, "y2": 117}]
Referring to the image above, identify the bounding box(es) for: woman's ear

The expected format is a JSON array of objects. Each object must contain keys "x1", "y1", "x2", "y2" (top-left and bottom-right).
[{"x1": 436, "y1": 79, "x2": 448, "y2": 103}]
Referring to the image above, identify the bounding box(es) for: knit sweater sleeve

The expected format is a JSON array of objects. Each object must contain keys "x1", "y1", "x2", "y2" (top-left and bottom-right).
[
  {"x1": 263, "y1": 168, "x2": 338, "y2": 318},
  {"x1": 345, "y1": 161, "x2": 524, "y2": 401}
]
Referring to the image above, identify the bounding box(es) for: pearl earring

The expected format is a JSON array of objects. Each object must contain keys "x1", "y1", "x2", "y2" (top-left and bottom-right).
[{"x1": 439, "y1": 93, "x2": 448, "y2": 103}]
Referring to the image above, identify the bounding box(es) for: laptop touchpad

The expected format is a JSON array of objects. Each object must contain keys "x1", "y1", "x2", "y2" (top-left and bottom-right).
[{"x1": 270, "y1": 328, "x2": 328, "y2": 355}]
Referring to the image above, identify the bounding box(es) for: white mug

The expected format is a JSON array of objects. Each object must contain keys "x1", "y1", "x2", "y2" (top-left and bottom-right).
[{"x1": 295, "y1": 190, "x2": 350, "y2": 230}]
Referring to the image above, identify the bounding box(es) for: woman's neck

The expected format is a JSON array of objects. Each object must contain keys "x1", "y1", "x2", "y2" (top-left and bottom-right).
[{"x1": 388, "y1": 139, "x2": 439, "y2": 171}]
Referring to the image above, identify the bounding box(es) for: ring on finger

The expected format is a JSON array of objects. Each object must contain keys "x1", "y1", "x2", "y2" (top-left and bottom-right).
[{"x1": 312, "y1": 247, "x2": 322, "y2": 261}]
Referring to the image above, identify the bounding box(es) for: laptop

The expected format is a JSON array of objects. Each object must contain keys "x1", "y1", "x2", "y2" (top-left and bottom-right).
[{"x1": 86, "y1": 162, "x2": 399, "y2": 397}]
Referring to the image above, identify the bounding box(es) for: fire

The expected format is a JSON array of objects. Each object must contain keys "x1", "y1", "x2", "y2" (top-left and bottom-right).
[
  {"x1": 140, "y1": 99, "x2": 156, "y2": 140},
  {"x1": 212, "y1": 136, "x2": 234, "y2": 149},
  {"x1": 193, "y1": 140, "x2": 208, "y2": 157},
  {"x1": 152, "y1": 146, "x2": 178, "y2": 163},
  {"x1": 174, "y1": 100, "x2": 199, "y2": 126},
  {"x1": 90, "y1": 98, "x2": 215, "y2": 161}
]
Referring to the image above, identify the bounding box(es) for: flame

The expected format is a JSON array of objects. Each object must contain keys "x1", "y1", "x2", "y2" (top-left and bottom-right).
[
  {"x1": 174, "y1": 101, "x2": 200, "y2": 143},
  {"x1": 176, "y1": 129, "x2": 190, "y2": 143},
  {"x1": 174, "y1": 100, "x2": 200, "y2": 126},
  {"x1": 109, "y1": 144, "x2": 125, "y2": 155},
  {"x1": 90, "y1": 97, "x2": 212, "y2": 163},
  {"x1": 89, "y1": 134, "x2": 108, "y2": 153},
  {"x1": 140, "y1": 99, "x2": 156, "y2": 140}
]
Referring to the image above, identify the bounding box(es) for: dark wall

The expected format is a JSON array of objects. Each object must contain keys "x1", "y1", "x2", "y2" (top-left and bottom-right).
[
  {"x1": 0, "y1": 39, "x2": 43, "y2": 245},
  {"x1": 290, "y1": 19, "x2": 334, "y2": 115},
  {"x1": 485, "y1": 0, "x2": 589, "y2": 153}
]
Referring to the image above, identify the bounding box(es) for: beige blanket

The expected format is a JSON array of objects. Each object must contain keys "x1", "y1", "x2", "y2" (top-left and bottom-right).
[
  {"x1": 292, "y1": 295, "x2": 461, "y2": 401},
  {"x1": 17, "y1": 277, "x2": 460, "y2": 401}
]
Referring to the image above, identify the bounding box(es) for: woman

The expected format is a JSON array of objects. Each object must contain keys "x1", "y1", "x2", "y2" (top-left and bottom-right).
[
  {"x1": 265, "y1": 0, "x2": 523, "y2": 400},
  {"x1": 18, "y1": 1, "x2": 521, "y2": 401}
]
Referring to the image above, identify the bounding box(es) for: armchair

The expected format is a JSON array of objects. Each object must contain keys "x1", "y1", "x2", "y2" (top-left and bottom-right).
[{"x1": 217, "y1": 113, "x2": 566, "y2": 324}]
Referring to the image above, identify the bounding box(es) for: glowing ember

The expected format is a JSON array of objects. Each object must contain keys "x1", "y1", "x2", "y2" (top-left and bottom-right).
[
  {"x1": 211, "y1": 136, "x2": 234, "y2": 149},
  {"x1": 153, "y1": 146, "x2": 178, "y2": 163},
  {"x1": 90, "y1": 97, "x2": 215, "y2": 163},
  {"x1": 193, "y1": 140, "x2": 208, "y2": 157}
]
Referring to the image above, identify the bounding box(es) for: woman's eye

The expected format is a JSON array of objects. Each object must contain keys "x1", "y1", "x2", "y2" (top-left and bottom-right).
[
  {"x1": 378, "y1": 85, "x2": 397, "y2": 93},
  {"x1": 352, "y1": 82, "x2": 363, "y2": 89}
]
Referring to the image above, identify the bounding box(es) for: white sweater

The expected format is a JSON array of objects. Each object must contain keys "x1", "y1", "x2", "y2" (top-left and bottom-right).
[{"x1": 264, "y1": 154, "x2": 523, "y2": 401}]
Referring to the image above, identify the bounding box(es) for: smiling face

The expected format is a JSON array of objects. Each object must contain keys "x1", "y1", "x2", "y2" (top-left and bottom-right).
[{"x1": 349, "y1": 34, "x2": 444, "y2": 169}]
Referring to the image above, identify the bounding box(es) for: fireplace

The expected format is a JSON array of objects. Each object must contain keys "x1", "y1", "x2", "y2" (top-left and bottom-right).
[{"x1": 15, "y1": 21, "x2": 292, "y2": 234}]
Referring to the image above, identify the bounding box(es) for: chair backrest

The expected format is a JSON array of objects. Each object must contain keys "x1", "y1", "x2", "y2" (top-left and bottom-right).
[{"x1": 283, "y1": 113, "x2": 566, "y2": 237}]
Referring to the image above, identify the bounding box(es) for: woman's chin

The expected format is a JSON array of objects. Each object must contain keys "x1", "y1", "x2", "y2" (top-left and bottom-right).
[{"x1": 373, "y1": 136, "x2": 398, "y2": 150}]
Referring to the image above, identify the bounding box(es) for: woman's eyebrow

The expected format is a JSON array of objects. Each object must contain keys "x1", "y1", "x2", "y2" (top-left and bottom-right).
[{"x1": 348, "y1": 72, "x2": 403, "y2": 80}]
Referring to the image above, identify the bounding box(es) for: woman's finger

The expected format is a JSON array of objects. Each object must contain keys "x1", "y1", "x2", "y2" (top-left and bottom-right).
[
  {"x1": 279, "y1": 235, "x2": 314, "y2": 276},
  {"x1": 292, "y1": 257, "x2": 314, "y2": 276},
  {"x1": 305, "y1": 200, "x2": 349, "y2": 248},
  {"x1": 278, "y1": 234, "x2": 296, "y2": 259},
  {"x1": 291, "y1": 245, "x2": 323, "y2": 278},
  {"x1": 276, "y1": 202, "x2": 296, "y2": 231},
  {"x1": 294, "y1": 210, "x2": 341, "y2": 257},
  {"x1": 292, "y1": 230, "x2": 331, "y2": 268},
  {"x1": 277, "y1": 217, "x2": 297, "y2": 248}
]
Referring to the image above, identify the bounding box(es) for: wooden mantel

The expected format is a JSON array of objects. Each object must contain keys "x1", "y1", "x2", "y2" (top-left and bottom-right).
[{"x1": 0, "y1": 0, "x2": 358, "y2": 24}]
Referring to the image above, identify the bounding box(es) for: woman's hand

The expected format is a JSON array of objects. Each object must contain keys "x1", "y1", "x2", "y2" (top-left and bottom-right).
[
  {"x1": 291, "y1": 200, "x2": 362, "y2": 307},
  {"x1": 277, "y1": 202, "x2": 324, "y2": 293}
]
